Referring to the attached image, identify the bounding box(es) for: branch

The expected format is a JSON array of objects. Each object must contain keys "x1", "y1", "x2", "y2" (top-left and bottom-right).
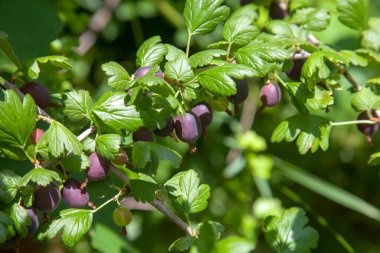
[{"x1": 77, "y1": 126, "x2": 97, "y2": 142}]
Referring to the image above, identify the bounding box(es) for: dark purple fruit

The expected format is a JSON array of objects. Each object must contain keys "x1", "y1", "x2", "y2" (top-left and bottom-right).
[
  {"x1": 260, "y1": 82, "x2": 281, "y2": 107},
  {"x1": 357, "y1": 111, "x2": 379, "y2": 137},
  {"x1": 228, "y1": 79, "x2": 249, "y2": 105},
  {"x1": 154, "y1": 117, "x2": 175, "y2": 137},
  {"x1": 26, "y1": 207, "x2": 39, "y2": 234},
  {"x1": 269, "y1": 1, "x2": 288, "y2": 20},
  {"x1": 286, "y1": 58, "x2": 306, "y2": 81},
  {"x1": 240, "y1": 0, "x2": 252, "y2": 5},
  {"x1": 113, "y1": 149, "x2": 129, "y2": 165},
  {"x1": 31, "y1": 128, "x2": 44, "y2": 145},
  {"x1": 132, "y1": 127, "x2": 154, "y2": 142},
  {"x1": 175, "y1": 112, "x2": 202, "y2": 152},
  {"x1": 62, "y1": 178, "x2": 89, "y2": 208},
  {"x1": 86, "y1": 152, "x2": 111, "y2": 181},
  {"x1": 191, "y1": 102, "x2": 213, "y2": 130},
  {"x1": 34, "y1": 183, "x2": 61, "y2": 212},
  {"x1": 134, "y1": 66, "x2": 164, "y2": 79},
  {"x1": 21, "y1": 82, "x2": 50, "y2": 108}
]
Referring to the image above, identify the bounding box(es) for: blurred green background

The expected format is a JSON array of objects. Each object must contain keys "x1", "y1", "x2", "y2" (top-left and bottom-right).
[{"x1": 1, "y1": 0, "x2": 380, "y2": 252}]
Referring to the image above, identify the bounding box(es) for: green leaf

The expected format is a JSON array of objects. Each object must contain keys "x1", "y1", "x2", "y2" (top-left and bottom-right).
[
  {"x1": 271, "y1": 114, "x2": 331, "y2": 154},
  {"x1": 264, "y1": 207, "x2": 318, "y2": 253},
  {"x1": 132, "y1": 141, "x2": 151, "y2": 169},
  {"x1": 0, "y1": 211, "x2": 13, "y2": 244},
  {"x1": 0, "y1": 169, "x2": 20, "y2": 203},
  {"x1": 95, "y1": 134, "x2": 121, "y2": 160},
  {"x1": 216, "y1": 236, "x2": 256, "y2": 253},
  {"x1": 197, "y1": 64, "x2": 256, "y2": 96},
  {"x1": 166, "y1": 44, "x2": 186, "y2": 62},
  {"x1": 0, "y1": 90, "x2": 36, "y2": 149},
  {"x1": 129, "y1": 174, "x2": 159, "y2": 203},
  {"x1": 292, "y1": 8, "x2": 330, "y2": 31},
  {"x1": 36, "y1": 120, "x2": 83, "y2": 158},
  {"x1": 196, "y1": 221, "x2": 224, "y2": 252},
  {"x1": 135, "y1": 73, "x2": 175, "y2": 97},
  {"x1": 101, "y1": 61, "x2": 132, "y2": 91},
  {"x1": 60, "y1": 153, "x2": 90, "y2": 173},
  {"x1": 356, "y1": 48, "x2": 380, "y2": 63},
  {"x1": 337, "y1": 0, "x2": 368, "y2": 31},
  {"x1": 339, "y1": 50, "x2": 368, "y2": 66},
  {"x1": 149, "y1": 142, "x2": 182, "y2": 169},
  {"x1": 235, "y1": 43, "x2": 289, "y2": 76},
  {"x1": 367, "y1": 77, "x2": 380, "y2": 85},
  {"x1": 10, "y1": 204, "x2": 31, "y2": 237},
  {"x1": 361, "y1": 17, "x2": 380, "y2": 52},
  {"x1": 222, "y1": 15, "x2": 258, "y2": 46},
  {"x1": 0, "y1": 0, "x2": 62, "y2": 60},
  {"x1": 19, "y1": 167, "x2": 61, "y2": 187},
  {"x1": 132, "y1": 142, "x2": 181, "y2": 169},
  {"x1": 165, "y1": 169, "x2": 210, "y2": 215},
  {"x1": 37, "y1": 209, "x2": 93, "y2": 247},
  {"x1": 62, "y1": 89, "x2": 92, "y2": 121},
  {"x1": 301, "y1": 51, "x2": 326, "y2": 82},
  {"x1": 136, "y1": 36, "x2": 167, "y2": 67},
  {"x1": 169, "y1": 236, "x2": 196, "y2": 252},
  {"x1": 368, "y1": 152, "x2": 380, "y2": 165},
  {"x1": 0, "y1": 31, "x2": 21, "y2": 67},
  {"x1": 164, "y1": 54, "x2": 194, "y2": 83},
  {"x1": 189, "y1": 49, "x2": 227, "y2": 68},
  {"x1": 25, "y1": 56, "x2": 72, "y2": 80},
  {"x1": 184, "y1": 0, "x2": 230, "y2": 35},
  {"x1": 351, "y1": 87, "x2": 380, "y2": 111},
  {"x1": 91, "y1": 91, "x2": 143, "y2": 134}
]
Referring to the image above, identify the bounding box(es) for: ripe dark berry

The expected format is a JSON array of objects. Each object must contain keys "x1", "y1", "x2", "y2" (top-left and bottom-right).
[
  {"x1": 228, "y1": 79, "x2": 249, "y2": 105},
  {"x1": 357, "y1": 111, "x2": 379, "y2": 141},
  {"x1": 154, "y1": 117, "x2": 175, "y2": 137},
  {"x1": 113, "y1": 207, "x2": 132, "y2": 227},
  {"x1": 286, "y1": 58, "x2": 306, "y2": 81},
  {"x1": 26, "y1": 207, "x2": 39, "y2": 234},
  {"x1": 134, "y1": 66, "x2": 164, "y2": 79},
  {"x1": 86, "y1": 152, "x2": 110, "y2": 181},
  {"x1": 113, "y1": 149, "x2": 129, "y2": 165},
  {"x1": 269, "y1": 1, "x2": 288, "y2": 20},
  {"x1": 175, "y1": 112, "x2": 202, "y2": 152},
  {"x1": 21, "y1": 82, "x2": 50, "y2": 108},
  {"x1": 240, "y1": 0, "x2": 252, "y2": 5},
  {"x1": 260, "y1": 82, "x2": 281, "y2": 107},
  {"x1": 133, "y1": 127, "x2": 154, "y2": 142},
  {"x1": 62, "y1": 178, "x2": 89, "y2": 208},
  {"x1": 31, "y1": 128, "x2": 44, "y2": 145},
  {"x1": 191, "y1": 102, "x2": 213, "y2": 131},
  {"x1": 34, "y1": 183, "x2": 61, "y2": 212}
]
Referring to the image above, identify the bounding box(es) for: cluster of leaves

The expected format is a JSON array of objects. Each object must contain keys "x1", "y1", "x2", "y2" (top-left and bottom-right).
[{"x1": 1, "y1": 0, "x2": 380, "y2": 252}]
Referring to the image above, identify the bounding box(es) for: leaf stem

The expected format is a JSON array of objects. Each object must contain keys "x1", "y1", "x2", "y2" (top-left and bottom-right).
[
  {"x1": 226, "y1": 43, "x2": 232, "y2": 61},
  {"x1": 274, "y1": 72, "x2": 287, "y2": 88},
  {"x1": 186, "y1": 33, "x2": 192, "y2": 58},
  {"x1": 77, "y1": 126, "x2": 97, "y2": 142},
  {"x1": 254, "y1": 177, "x2": 273, "y2": 198},
  {"x1": 330, "y1": 120, "x2": 376, "y2": 127},
  {"x1": 92, "y1": 195, "x2": 116, "y2": 214}
]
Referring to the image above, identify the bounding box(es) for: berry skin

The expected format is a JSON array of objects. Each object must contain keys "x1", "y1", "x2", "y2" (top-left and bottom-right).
[
  {"x1": 86, "y1": 152, "x2": 111, "y2": 181},
  {"x1": 26, "y1": 207, "x2": 39, "y2": 234},
  {"x1": 240, "y1": 0, "x2": 252, "y2": 5},
  {"x1": 113, "y1": 149, "x2": 129, "y2": 165},
  {"x1": 175, "y1": 112, "x2": 202, "y2": 149},
  {"x1": 228, "y1": 79, "x2": 249, "y2": 105},
  {"x1": 260, "y1": 82, "x2": 281, "y2": 107},
  {"x1": 154, "y1": 117, "x2": 175, "y2": 137},
  {"x1": 357, "y1": 111, "x2": 379, "y2": 137},
  {"x1": 34, "y1": 183, "x2": 61, "y2": 212},
  {"x1": 21, "y1": 82, "x2": 50, "y2": 108},
  {"x1": 62, "y1": 178, "x2": 89, "y2": 208},
  {"x1": 134, "y1": 66, "x2": 164, "y2": 79},
  {"x1": 31, "y1": 128, "x2": 44, "y2": 145},
  {"x1": 269, "y1": 1, "x2": 288, "y2": 20},
  {"x1": 191, "y1": 102, "x2": 213, "y2": 130},
  {"x1": 113, "y1": 207, "x2": 132, "y2": 227},
  {"x1": 133, "y1": 127, "x2": 154, "y2": 142},
  {"x1": 286, "y1": 58, "x2": 306, "y2": 81}
]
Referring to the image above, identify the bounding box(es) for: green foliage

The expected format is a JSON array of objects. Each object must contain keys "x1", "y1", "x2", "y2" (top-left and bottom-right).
[
  {"x1": 222, "y1": 15, "x2": 258, "y2": 46},
  {"x1": 95, "y1": 134, "x2": 121, "y2": 160},
  {"x1": 0, "y1": 211, "x2": 13, "y2": 243},
  {"x1": 10, "y1": 204, "x2": 31, "y2": 238},
  {"x1": 351, "y1": 87, "x2": 380, "y2": 111},
  {"x1": 337, "y1": 0, "x2": 368, "y2": 31},
  {"x1": 24, "y1": 56, "x2": 72, "y2": 80},
  {"x1": 0, "y1": 169, "x2": 20, "y2": 203},
  {"x1": 165, "y1": 54, "x2": 194, "y2": 83},
  {"x1": 19, "y1": 167, "x2": 61, "y2": 187},
  {"x1": 101, "y1": 62, "x2": 132, "y2": 91},
  {"x1": 62, "y1": 89, "x2": 92, "y2": 121},
  {"x1": 136, "y1": 36, "x2": 167, "y2": 67}
]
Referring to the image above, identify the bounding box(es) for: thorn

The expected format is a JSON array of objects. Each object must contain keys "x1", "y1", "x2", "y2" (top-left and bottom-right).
[
  {"x1": 225, "y1": 108, "x2": 233, "y2": 116},
  {"x1": 43, "y1": 213, "x2": 50, "y2": 222},
  {"x1": 81, "y1": 178, "x2": 88, "y2": 190},
  {"x1": 189, "y1": 143, "x2": 197, "y2": 153},
  {"x1": 257, "y1": 104, "x2": 266, "y2": 114}
]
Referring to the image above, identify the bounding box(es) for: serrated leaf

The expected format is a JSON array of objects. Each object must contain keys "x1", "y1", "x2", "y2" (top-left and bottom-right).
[
  {"x1": 196, "y1": 221, "x2": 224, "y2": 252},
  {"x1": 136, "y1": 36, "x2": 167, "y2": 67},
  {"x1": 135, "y1": 72, "x2": 175, "y2": 97},
  {"x1": 368, "y1": 152, "x2": 380, "y2": 165},
  {"x1": 235, "y1": 43, "x2": 289, "y2": 76},
  {"x1": 301, "y1": 51, "x2": 325, "y2": 82},
  {"x1": 197, "y1": 64, "x2": 256, "y2": 96},
  {"x1": 184, "y1": 0, "x2": 230, "y2": 35},
  {"x1": 19, "y1": 167, "x2": 61, "y2": 187},
  {"x1": 367, "y1": 77, "x2": 380, "y2": 85},
  {"x1": 149, "y1": 142, "x2": 182, "y2": 169},
  {"x1": 0, "y1": 31, "x2": 21, "y2": 67},
  {"x1": 189, "y1": 49, "x2": 227, "y2": 68},
  {"x1": 101, "y1": 61, "x2": 132, "y2": 91},
  {"x1": 95, "y1": 134, "x2": 121, "y2": 160},
  {"x1": 129, "y1": 174, "x2": 159, "y2": 203},
  {"x1": 91, "y1": 91, "x2": 143, "y2": 134},
  {"x1": 264, "y1": 207, "x2": 318, "y2": 253},
  {"x1": 0, "y1": 169, "x2": 20, "y2": 203},
  {"x1": 356, "y1": 48, "x2": 380, "y2": 63},
  {"x1": 222, "y1": 15, "x2": 258, "y2": 46},
  {"x1": 216, "y1": 236, "x2": 256, "y2": 253},
  {"x1": 60, "y1": 153, "x2": 90, "y2": 173},
  {"x1": 0, "y1": 211, "x2": 13, "y2": 244},
  {"x1": 132, "y1": 141, "x2": 151, "y2": 169},
  {"x1": 10, "y1": 204, "x2": 31, "y2": 237},
  {"x1": 37, "y1": 209, "x2": 93, "y2": 247},
  {"x1": 339, "y1": 50, "x2": 368, "y2": 66},
  {"x1": 165, "y1": 169, "x2": 210, "y2": 215},
  {"x1": 166, "y1": 44, "x2": 186, "y2": 62},
  {"x1": 271, "y1": 114, "x2": 331, "y2": 154},
  {"x1": 292, "y1": 8, "x2": 330, "y2": 31},
  {"x1": 62, "y1": 89, "x2": 92, "y2": 121},
  {"x1": 351, "y1": 87, "x2": 380, "y2": 111},
  {"x1": 36, "y1": 120, "x2": 82, "y2": 158},
  {"x1": 169, "y1": 236, "x2": 196, "y2": 252},
  {"x1": 337, "y1": 0, "x2": 368, "y2": 31},
  {"x1": 25, "y1": 56, "x2": 72, "y2": 80},
  {"x1": 0, "y1": 90, "x2": 36, "y2": 150},
  {"x1": 164, "y1": 54, "x2": 194, "y2": 83},
  {"x1": 361, "y1": 17, "x2": 380, "y2": 52}
]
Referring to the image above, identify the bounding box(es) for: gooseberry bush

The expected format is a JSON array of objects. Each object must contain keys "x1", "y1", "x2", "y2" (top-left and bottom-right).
[{"x1": 1, "y1": 0, "x2": 380, "y2": 252}]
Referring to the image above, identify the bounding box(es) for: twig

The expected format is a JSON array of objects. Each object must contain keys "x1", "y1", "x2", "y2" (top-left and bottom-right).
[{"x1": 77, "y1": 126, "x2": 97, "y2": 141}]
